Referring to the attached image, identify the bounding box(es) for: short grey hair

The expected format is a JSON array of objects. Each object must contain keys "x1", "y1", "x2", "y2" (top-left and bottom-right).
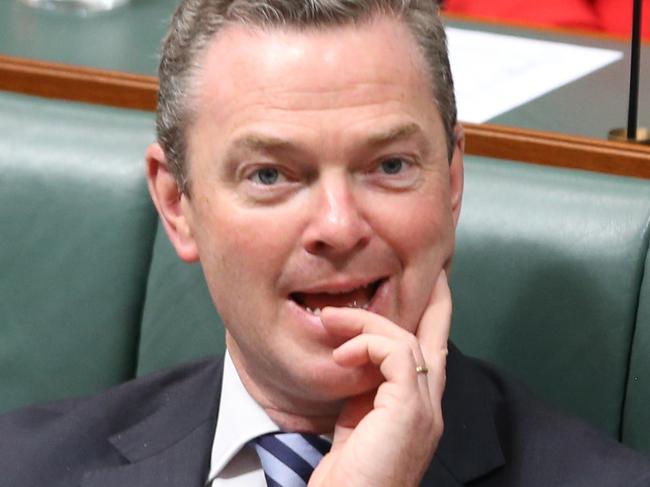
[{"x1": 157, "y1": 0, "x2": 457, "y2": 194}]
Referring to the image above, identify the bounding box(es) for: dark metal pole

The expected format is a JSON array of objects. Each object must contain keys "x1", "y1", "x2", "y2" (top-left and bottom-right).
[{"x1": 627, "y1": 0, "x2": 643, "y2": 139}]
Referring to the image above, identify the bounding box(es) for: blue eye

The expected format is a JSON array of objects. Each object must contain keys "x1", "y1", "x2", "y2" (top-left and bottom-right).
[
  {"x1": 380, "y1": 158, "x2": 405, "y2": 175},
  {"x1": 252, "y1": 167, "x2": 280, "y2": 185}
]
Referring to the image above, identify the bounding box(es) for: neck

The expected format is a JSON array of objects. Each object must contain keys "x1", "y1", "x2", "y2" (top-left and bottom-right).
[{"x1": 263, "y1": 405, "x2": 340, "y2": 433}]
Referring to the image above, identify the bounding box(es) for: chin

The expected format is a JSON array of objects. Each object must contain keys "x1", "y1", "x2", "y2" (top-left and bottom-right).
[{"x1": 282, "y1": 355, "x2": 383, "y2": 402}]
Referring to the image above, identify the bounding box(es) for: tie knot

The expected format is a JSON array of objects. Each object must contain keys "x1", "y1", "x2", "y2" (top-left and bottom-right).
[{"x1": 253, "y1": 433, "x2": 331, "y2": 487}]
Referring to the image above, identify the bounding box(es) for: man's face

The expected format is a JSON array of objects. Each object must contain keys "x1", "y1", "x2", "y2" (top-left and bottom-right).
[{"x1": 170, "y1": 16, "x2": 463, "y2": 407}]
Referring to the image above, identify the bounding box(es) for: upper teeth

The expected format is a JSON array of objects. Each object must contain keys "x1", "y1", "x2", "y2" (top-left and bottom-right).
[
  {"x1": 305, "y1": 301, "x2": 369, "y2": 315},
  {"x1": 301, "y1": 280, "x2": 377, "y2": 315}
]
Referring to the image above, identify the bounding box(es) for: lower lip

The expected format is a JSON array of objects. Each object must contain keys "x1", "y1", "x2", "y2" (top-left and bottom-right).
[{"x1": 287, "y1": 299, "x2": 328, "y2": 333}]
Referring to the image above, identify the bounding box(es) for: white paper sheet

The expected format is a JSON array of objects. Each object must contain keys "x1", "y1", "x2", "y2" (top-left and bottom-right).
[{"x1": 445, "y1": 28, "x2": 623, "y2": 123}]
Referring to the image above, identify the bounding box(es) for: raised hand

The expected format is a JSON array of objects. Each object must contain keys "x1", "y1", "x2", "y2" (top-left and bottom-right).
[{"x1": 309, "y1": 271, "x2": 452, "y2": 487}]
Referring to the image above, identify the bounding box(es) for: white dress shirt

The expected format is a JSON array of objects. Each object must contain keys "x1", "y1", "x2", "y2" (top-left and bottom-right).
[{"x1": 207, "y1": 351, "x2": 280, "y2": 486}]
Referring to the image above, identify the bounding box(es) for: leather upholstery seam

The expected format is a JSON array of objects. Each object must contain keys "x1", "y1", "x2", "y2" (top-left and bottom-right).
[{"x1": 618, "y1": 209, "x2": 650, "y2": 442}]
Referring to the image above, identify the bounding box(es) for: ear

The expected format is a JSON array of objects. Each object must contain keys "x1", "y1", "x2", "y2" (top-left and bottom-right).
[
  {"x1": 146, "y1": 143, "x2": 199, "y2": 262},
  {"x1": 449, "y1": 123, "x2": 465, "y2": 229}
]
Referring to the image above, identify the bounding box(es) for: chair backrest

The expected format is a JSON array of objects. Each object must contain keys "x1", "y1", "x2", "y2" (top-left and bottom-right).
[
  {"x1": 4, "y1": 92, "x2": 650, "y2": 454},
  {"x1": 622, "y1": 254, "x2": 650, "y2": 452},
  {"x1": 451, "y1": 156, "x2": 650, "y2": 447},
  {"x1": 135, "y1": 222, "x2": 226, "y2": 376},
  {"x1": 0, "y1": 92, "x2": 156, "y2": 413}
]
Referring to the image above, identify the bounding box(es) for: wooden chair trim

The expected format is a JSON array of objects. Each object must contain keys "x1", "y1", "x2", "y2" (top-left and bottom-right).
[{"x1": 2, "y1": 54, "x2": 649, "y2": 179}]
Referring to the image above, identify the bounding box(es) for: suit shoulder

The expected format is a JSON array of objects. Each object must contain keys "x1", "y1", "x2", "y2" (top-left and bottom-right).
[
  {"x1": 0, "y1": 356, "x2": 222, "y2": 423},
  {"x1": 465, "y1": 355, "x2": 650, "y2": 486},
  {"x1": 0, "y1": 356, "x2": 223, "y2": 486}
]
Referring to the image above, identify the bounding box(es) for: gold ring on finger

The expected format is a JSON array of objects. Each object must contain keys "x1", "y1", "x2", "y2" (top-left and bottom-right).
[{"x1": 415, "y1": 364, "x2": 429, "y2": 374}]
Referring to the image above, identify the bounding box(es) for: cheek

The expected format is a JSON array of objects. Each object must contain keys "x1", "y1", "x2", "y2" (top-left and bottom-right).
[
  {"x1": 192, "y1": 203, "x2": 299, "y2": 309},
  {"x1": 193, "y1": 217, "x2": 280, "y2": 346},
  {"x1": 367, "y1": 187, "x2": 454, "y2": 330},
  {"x1": 371, "y1": 187, "x2": 454, "y2": 263}
]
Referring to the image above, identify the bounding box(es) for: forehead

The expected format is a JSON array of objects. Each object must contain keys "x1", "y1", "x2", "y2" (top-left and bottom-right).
[
  {"x1": 184, "y1": 14, "x2": 447, "y2": 173},
  {"x1": 191, "y1": 15, "x2": 436, "y2": 115}
]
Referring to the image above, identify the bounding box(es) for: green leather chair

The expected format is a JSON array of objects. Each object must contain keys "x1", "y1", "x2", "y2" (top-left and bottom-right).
[
  {"x1": 623, "y1": 254, "x2": 650, "y2": 452},
  {"x1": 0, "y1": 91, "x2": 156, "y2": 412},
  {"x1": 3, "y1": 90, "x2": 650, "y2": 455},
  {"x1": 451, "y1": 158, "x2": 650, "y2": 451}
]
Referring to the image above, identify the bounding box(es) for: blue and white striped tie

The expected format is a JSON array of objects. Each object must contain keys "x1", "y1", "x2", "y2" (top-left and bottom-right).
[{"x1": 253, "y1": 433, "x2": 331, "y2": 487}]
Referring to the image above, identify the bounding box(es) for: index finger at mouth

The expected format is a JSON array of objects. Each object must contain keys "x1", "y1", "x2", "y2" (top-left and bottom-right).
[
  {"x1": 320, "y1": 306, "x2": 407, "y2": 340},
  {"x1": 416, "y1": 271, "x2": 452, "y2": 356}
]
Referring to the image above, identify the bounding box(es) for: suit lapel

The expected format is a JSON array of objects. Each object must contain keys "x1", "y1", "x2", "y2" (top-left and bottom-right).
[
  {"x1": 81, "y1": 419, "x2": 216, "y2": 487},
  {"x1": 82, "y1": 357, "x2": 223, "y2": 487},
  {"x1": 421, "y1": 344, "x2": 505, "y2": 486}
]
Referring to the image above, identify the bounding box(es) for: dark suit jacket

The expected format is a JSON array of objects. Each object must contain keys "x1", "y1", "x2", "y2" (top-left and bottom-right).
[{"x1": 2, "y1": 345, "x2": 650, "y2": 486}]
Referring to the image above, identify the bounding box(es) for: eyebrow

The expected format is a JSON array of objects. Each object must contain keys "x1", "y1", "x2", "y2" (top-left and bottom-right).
[
  {"x1": 229, "y1": 134, "x2": 294, "y2": 154},
  {"x1": 225, "y1": 122, "x2": 426, "y2": 160},
  {"x1": 365, "y1": 122, "x2": 422, "y2": 147}
]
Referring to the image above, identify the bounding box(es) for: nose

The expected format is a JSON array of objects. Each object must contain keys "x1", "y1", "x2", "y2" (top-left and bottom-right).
[{"x1": 302, "y1": 173, "x2": 372, "y2": 256}]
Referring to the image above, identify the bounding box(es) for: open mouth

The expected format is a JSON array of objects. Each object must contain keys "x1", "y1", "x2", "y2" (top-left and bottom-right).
[{"x1": 290, "y1": 278, "x2": 385, "y2": 315}]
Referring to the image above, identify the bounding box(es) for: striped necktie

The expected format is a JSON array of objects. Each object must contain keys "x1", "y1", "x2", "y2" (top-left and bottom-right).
[{"x1": 253, "y1": 432, "x2": 331, "y2": 487}]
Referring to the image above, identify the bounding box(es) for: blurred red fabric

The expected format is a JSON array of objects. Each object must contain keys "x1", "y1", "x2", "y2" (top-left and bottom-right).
[
  {"x1": 595, "y1": 0, "x2": 650, "y2": 38},
  {"x1": 444, "y1": 0, "x2": 650, "y2": 39}
]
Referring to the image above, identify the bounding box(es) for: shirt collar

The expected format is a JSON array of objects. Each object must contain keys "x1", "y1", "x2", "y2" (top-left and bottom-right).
[{"x1": 207, "y1": 350, "x2": 280, "y2": 481}]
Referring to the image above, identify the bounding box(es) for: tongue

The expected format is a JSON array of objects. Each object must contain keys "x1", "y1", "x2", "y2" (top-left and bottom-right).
[{"x1": 300, "y1": 287, "x2": 372, "y2": 310}]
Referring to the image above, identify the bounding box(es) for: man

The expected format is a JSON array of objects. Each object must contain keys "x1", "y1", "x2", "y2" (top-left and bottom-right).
[{"x1": 2, "y1": 1, "x2": 650, "y2": 486}]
